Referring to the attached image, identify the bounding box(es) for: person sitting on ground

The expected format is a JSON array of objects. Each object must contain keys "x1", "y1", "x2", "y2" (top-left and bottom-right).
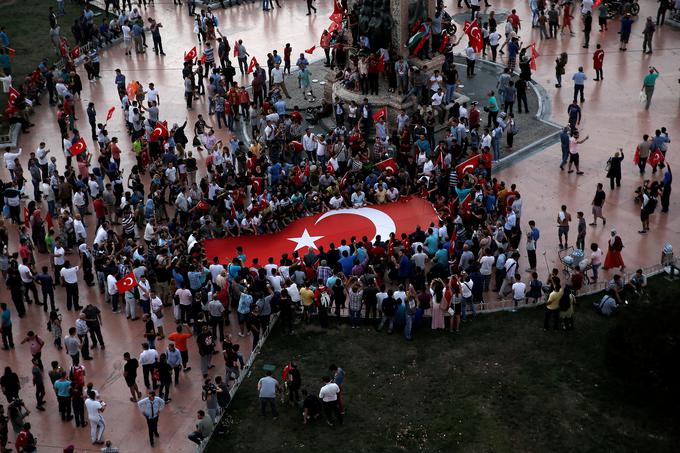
[
  {"x1": 301, "y1": 388, "x2": 322, "y2": 424},
  {"x1": 594, "y1": 290, "x2": 619, "y2": 316},
  {"x1": 627, "y1": 269, "x2": 647, "y2": 295}
]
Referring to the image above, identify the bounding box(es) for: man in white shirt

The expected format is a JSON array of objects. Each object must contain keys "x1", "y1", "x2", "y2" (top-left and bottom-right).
[
  {"x1": 460, "y1": 272, "x2": 475, "y2": 320},
  {"x1": 60, "y1": 261, "x2": 82, "y2": 310},
  {"x1": 270, "y1": 63, "x2": 291, "y2": 99},
  {"x1": 511, "y1": 274, "x2": 526, "y2": 311},
  {"x1": 139, "y1": 343, "x2": 160, "y2": 389},
  {"x1": 145, "y1": 83, "x2": 160, "y2": 105},
  {"x1": 85, "y1": 390, "x2": 106, "y2": 444},
  {"x1": 36, "y1": 143, "x2": 50, "y2": 178},
  {"x1": 465, "y1": 44, "x2": 476, "y2": 78},
  {"x1": 319, "y1": 376, "x2": 342, "y2": 425},
  {"x1": 431, "y1": 88, "x2": 446, "y2": 124},
  {"x1": 3, "y1": 148, "x2": 22, "y2": 180},
  {"x1": 74, "y1": 214, "x2": 87, "y2": 242},
  {"x1": 144, "y1": 220, "x2": 156, "y2": 244}
]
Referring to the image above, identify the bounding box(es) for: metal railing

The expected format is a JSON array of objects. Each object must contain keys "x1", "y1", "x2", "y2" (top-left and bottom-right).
[{"x1": 195, "y1": 312, "x2": 280, "y2": 452}]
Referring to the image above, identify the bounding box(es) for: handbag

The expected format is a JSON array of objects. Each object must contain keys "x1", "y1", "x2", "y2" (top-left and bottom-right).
[
  {"x1": 639, "y1": 90, "x2": 646, "y2": 103},
  {"x1": 192, "y1": 136, "x2": 202, "y2": 147},
  {"x1": 447, "y1": 306, "x2": 455, "y2": 316}
]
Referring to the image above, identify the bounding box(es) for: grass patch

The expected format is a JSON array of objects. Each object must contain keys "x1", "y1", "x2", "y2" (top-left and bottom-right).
[
  {"x1": 1, "y1": 0, "x2": 101, "y2": 128},
  {"x1": 208, "y1": 277, "x2": 680, "y2": 453}
]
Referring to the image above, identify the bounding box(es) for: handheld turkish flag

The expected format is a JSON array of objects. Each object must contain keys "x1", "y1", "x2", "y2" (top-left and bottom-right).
[
  {"x1": 204, "y1": 197, "x2": 439, "y2": 265},
  {"x1": 116, "y1": 271, "x2": 138, "y2": 293},
  {"x1": 59, "y1": 38, "x2": 68, "y2": 57},
  {"x1": 530, "y1": 43, "x2": 539, "y2": 71},
  {"x1": 633, "y1": 145, "x2": 640, "y2": 166},
  {"x1": 329, "y1": 0, "x2": 343, "y2": 23},
  {"x1": 326, "y1": 161, "x2": 335, "y2": 175},
  {"x1": 435, "y1": 152, "x2": 447, "y2": 170},
  {"x1": 247, "y1": 57, "x2": 258, "y2": 74},
  {"x1": 23, "y1": 207, "x2": 30, "y2": 228},
  {"x1": 106, "y1": 106, "x2": 115, "y2": 121},
  {"x1": 70, "y1": 45, "x2": 81, "y2": 59},
  {"x1": 150, "y1": 121, "x2": 168, "y2": 142},
  {"x1": 69, "y1": 137, "x2": 87, "y2": 156},
  {"x1": 463, "y1": 20, "x2": 483, "y2": 53},
  {"x1": 251, "y1": 176, "x2": 264, "y2": 195},
  {"x1": 200, "y1": 54, "x2": 208, "y2": 64},
  {"x1": 328, "y1": 21, "x2": 341, "y2": 33},
  {"x1": 376, "y1": 157, "x2": 398, "y2": 174},
  {"x1": 304, "y1": 161, "x2": 310, "y2": 177},
  {"x1": 7, "y1": 47, "x2": 15, "y2": 57},
  {"x1": 184, "y1": 46, "x2": 197, "y2": 61},
  {"x1": 438, "y1": 33, "x2": 450, "y2": 53},
  {"x1": 376, "y1": 54, "x2": 385, "y2": 73},
  {"x1": 456, "y1": 153, "x2": 481, "y2": 178},
  {"x1": 594, "y1": 0, "x2": 602, "y2": 7},
  {"x1": 460, "y1": 193, "x2": 473, "y2": 215},
  {"x1": 648, "y1": 149, "x2": 665, "y2": 167},
  {"x1": 234, "y1": 42, "x2": 239, "y2": 58},
  {"x1": 305, "y1": 45, "x2": 316, "y2": 54},
  {"x1": 372, "y1": 106, "x2": 387, "y2": 123},
  {"x1": 7, "y1": 86, "x2": 20, "y2": 106},
  {"x1": 46, "y1": 212, "x2": 54, "y2": 230}
]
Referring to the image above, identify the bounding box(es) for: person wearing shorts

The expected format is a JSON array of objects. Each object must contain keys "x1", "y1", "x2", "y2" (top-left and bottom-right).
[
  {"x1": 567, "y1": 132, "x2": 589, "y2": 175},
  {"x1": 557, "y1": 205, "x2": 572, "y2": 249}
]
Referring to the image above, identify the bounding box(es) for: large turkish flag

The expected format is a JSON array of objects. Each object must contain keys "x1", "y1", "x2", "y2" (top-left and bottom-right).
[{"x1": 204, "y1": 197, "x2": 439, "y2": 265}]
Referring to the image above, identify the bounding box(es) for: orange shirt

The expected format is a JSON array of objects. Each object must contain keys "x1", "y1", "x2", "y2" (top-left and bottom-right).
[{"x1": 168, "y1": 332, "x2": 192, "y2": 352}]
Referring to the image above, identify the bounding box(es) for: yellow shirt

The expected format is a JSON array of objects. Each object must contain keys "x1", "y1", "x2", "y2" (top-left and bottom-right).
[
  {"x1": 546, "y1": 289, "x2": 563, "y2": 310},
  {"x1": 300, "y1": 287, "x2": 315, "y2": 307}
]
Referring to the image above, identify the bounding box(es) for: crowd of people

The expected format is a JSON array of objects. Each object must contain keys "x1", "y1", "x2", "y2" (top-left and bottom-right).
[{"x1": 0, "y1": 0, "x2": 676, "y2": 451}]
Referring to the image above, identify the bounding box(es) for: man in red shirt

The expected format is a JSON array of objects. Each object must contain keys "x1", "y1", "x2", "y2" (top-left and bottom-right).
[
  {"x1": 93, "y1": 195, "x2": 107, "y2": 227},
  {"x1": 15, "y1": 422, "x2": 37, "y2": 452},
  {"x1": 168, "y1": 323, "x2": 193, "y2": 372},
  {"x1": 593, "y1": 44, "x2": 604, "y2": 81},
  {"x1": 508, "y1": 9, "x2": 521, "y2": 32}
]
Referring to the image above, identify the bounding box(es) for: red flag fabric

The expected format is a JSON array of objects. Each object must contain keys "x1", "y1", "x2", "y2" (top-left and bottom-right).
[
  {"x1": 23, "y1": 207, "x2": 30, "y2": 228},
  {"x1": 204, "y1": 197, "x2": 439, "y2": 265},
  {"x1": 329, "y1": 0, "x2": 343, "y2": 23},
  {"x1": 460, "y1": 193, "x2": 473, "y2": 214},
  {"x1": 456, "y1": 154, "x2": 481, "y2": 177},
  {"x1": 106, "y1": 106, "x2": 115, "y2": 121},
  {"x1": 200, "y1": 54, "x2": 208, "y2": 64},
  {"x1": 376, "y1": 157, "x2": 398, "y2": 174},
  {"x1": 594, "y1": 0, "x2": 602, "y2": 7},
  {"x1": 116, "y1": 272, "x2": 139, "y2": 293},
  {"x1": 305, "y1": 45, "x2": 316, "y2": 54},
  {"x1": 184, "y1": 46, "x2": 197, "y2": 61},
  {"x1": 59, "y1": 38, "x2": 68, "y2": 57},
  {"x1": 46, "y1": 212, "x2": 54, "y2": 230},
  {"x1": 463, "y1": 20, "x2": 483, "y2": 53},
  {"x1": 69, "y1": 138, "x2": 87, "y2": 156},
  {"x1": 7, "y1": 87, "x2": 20, "y2": 106},
  {"x1": 70, "y1": 45, "x2": 81, "y2": 59},
  {"x1": 7, "y1": 47, "x2": 15, "y2": 57},
  {"x1": 234, "y1": 43, "x2": 239, "y2": 58},
  {"x1": 435, "y1": 152, "x2": 447, "y2": 170},
  {"x1": 530, "y1": 43, "x2": 539, "y2": 71},
  {"x1": 304, "y1": 161, "x2": 310, "y2": 177},
  {"x1": 648, "y1": 149, "x2": 665, "y2": 167},
  {"x1": 150, "y1": 121, "x2": 168, "y2": 142},
  {"x1": 251, "y1": 177, "x2": 264, "y2": 195},
  {"x1": 438, "y1": 34, "x2": 450, "y2": 53},
  {"x1": 633, "y1": 145, "x2": 640, "y2": 166},
  {"x1": 328, "y1": 21, "x2": 341, "y2": 33},
  {"x1": 376, "y1": 54, "x2": 385, "y2": 73},
  {"x1": 372, "y1": 106, "x2": 387, "y2": 123},
  {"x1": 326, "y1": 161, "x2": 335, "y2": 175},
  {"x1": 247, "y1": 57, "x2": 258, "y2": 74}
]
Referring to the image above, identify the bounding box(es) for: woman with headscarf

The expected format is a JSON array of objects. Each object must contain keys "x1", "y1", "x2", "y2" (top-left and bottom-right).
[
  {"x1": 603, "y1": 229, "x2": 625, "y2": 271},
  {"x1": 606, "y1": 149, "x2": 624, "y2": 190}
]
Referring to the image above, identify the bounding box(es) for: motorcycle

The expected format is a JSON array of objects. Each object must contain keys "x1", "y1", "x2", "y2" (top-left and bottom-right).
[{"x1": 604, "y1": 0, "x2": 640, "y2": 19}]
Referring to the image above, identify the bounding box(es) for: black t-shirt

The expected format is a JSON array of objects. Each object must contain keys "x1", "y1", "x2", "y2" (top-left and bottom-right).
[
  {"x1": 382, "y1": 296, "x2": 397, "y2": 316},
  {"x1": 303, "y1": 395, "x2": 321, "y2": 415},
  {"x1": 593, "y1": 190, "x2": 606, "y2": 207},
  {"x1": 197, "y1": 332, "x2": 215, "y2": 356},
  {"x1": 124, "y1": 358, "x2": 139, "y2": 378}
]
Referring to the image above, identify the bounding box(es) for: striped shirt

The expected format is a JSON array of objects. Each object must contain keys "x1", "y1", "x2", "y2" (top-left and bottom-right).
[
  {"x1": 348, "y1": 289, "x2": 363, "y2": 312},
  {"x1": 203, "y1": 47, "x2": 215, "y2": 63}
]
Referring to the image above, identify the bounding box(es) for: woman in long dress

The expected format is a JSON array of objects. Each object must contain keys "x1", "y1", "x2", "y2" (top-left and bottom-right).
[
  {"x1": 430, "y1": 279, "x2": 446, "y2": 330},
  {"x1": 603, "y1": 229, "x2": 625, "y2": 271}
]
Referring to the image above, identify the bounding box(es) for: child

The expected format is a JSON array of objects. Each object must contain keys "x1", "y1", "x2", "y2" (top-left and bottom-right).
[{"x1": 527, "y1": 272, "x2": 543, "y2": 304}]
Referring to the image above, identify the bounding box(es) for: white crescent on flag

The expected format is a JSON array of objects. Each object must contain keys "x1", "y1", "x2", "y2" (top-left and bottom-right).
[{"x1": 315, "y1": 207, "x2": 397, "y2": 242}]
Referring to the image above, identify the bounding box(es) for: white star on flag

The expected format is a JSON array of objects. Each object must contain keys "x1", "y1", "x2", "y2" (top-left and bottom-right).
[{"x1": 287, "y1": 228, "x2": 324, "y2": 252}]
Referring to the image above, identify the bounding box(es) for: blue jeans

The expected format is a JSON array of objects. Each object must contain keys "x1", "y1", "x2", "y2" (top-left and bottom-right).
[
  {"x1": 461, "y1": 296, "x2": 475, "y2": 320},
  {"x1": 492, "y1": 138, "x2": 501, "y2": 161},
  {"x1": 561, "y1": 146, "x2": 569, "y2": 167},
  {"x1": 349, "y1": 310, "x2": 361, "y2": 327},
  {"x1": 404, "y1": 314, "x2": 414, "y2": 340},
  {"x1": 262, "y1": 0, "x2": 269, "y2": 9},
  {"x1": 445, "y1": 84, "x2": 456, "y2": 104},
  {"x1": 592, "y1": 263, "x2": 601, "y2": 280}
]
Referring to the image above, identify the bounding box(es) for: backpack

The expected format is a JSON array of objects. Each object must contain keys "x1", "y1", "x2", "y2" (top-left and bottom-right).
[
  {"x1": 70, "y1": 365, "x2": 86, "y2": 388},
  {"x1": 320, "y1": 292, "x2": 331, "y2": 308}
]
